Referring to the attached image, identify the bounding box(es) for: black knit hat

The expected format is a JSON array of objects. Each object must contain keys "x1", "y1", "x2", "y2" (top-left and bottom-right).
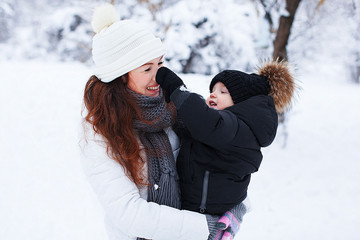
[{"x1": 209, "y1": 70, "x2": 270, "y2": 104}]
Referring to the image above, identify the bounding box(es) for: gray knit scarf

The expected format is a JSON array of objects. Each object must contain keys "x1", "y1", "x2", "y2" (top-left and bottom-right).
[{"x1": 129, "y1": 89, "x2": 181, "y2": 213}]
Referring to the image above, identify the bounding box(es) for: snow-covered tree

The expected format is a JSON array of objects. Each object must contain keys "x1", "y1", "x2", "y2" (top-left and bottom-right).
[
  {"x1": 1, "y1": 0, "x2": 359, "y2": 82},
  {"x1": 156, "y1": 0, "x2": 260, "y2": 74},
  {"x1": 0, "y1": 1, "x2": 15, "y2": 43},
  {"x1": 288, "y1": 0, "x2": 360, "y2": 83},
  {"x1": 41, "y1": 6, "x2": 92, "y2": 62}
]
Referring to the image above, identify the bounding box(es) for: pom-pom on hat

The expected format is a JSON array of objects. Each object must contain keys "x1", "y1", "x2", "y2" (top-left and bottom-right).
[
  {"x1": 91, "y1": 4, "x2": 165, "y2": 83},
  {"x1": 257, "y1": 60, "x2": 298, "y2": 113}
]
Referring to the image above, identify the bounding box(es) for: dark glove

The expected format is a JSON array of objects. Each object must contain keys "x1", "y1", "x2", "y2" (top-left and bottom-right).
[{"x1": 156, "y1": 67, "x2": 185, "y2": 103}]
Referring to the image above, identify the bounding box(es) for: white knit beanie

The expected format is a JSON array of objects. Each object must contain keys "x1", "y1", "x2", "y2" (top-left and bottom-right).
[{"x1": 91, "y1": 4, "x2": 165, "y2": 83}]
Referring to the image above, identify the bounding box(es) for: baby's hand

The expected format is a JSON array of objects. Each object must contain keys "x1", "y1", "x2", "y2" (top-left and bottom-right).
[{"x1": 156, "y1": 67, "x2": 185, "y2": 102}]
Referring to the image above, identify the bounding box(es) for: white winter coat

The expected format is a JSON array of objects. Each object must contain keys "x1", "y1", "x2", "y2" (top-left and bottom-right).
[{"x1": 80, "y1": 124, "x2": 209, "y2": 240}]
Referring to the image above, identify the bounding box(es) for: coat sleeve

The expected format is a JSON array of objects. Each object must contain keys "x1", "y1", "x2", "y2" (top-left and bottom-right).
[
  {"x1": 80, "y1": 132, "x2": 209, "y2": 240},
  {"x1": 170, "y1": 88, "x2": 239, "y2": 147}
]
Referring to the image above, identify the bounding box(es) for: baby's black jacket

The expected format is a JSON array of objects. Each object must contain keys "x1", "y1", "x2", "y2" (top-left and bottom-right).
[{"x1": 171, "y1": 89, "x2": 278, "y2": 214}]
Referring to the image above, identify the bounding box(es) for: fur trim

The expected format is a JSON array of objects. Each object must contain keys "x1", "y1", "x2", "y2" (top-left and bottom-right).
[
  {"x1": 257, "y1": 60, "x2": 298, "y2": 114},
  {"x1": 91, "y1": 4, "x2": 120, "y2": 34}
]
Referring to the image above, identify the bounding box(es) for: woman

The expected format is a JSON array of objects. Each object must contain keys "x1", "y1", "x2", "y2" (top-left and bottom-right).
[{"x1": 81, "y1": 4, "x2": 243, "y2": 240}]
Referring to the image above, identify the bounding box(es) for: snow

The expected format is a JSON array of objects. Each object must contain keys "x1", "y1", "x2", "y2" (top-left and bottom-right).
[
  {"x1": 1, "y1": 59, "x2": 359, "y2": 240},
  {"x1": 1, "y1": 0, "x2": 360, "y2": 238},
  {"x1": 0, "y1": 61, "x2": 106, "y2": 239}
]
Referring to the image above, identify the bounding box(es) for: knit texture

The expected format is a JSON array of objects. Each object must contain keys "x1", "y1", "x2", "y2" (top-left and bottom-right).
[
  {"x1": 206, "y1": 214, "x2": 221, "y2": 240},
  {"x1": 130, "y1": 89, "x2": 180, "y2": 240},
  {"x1": 209, "y1": 70, "x2": 270, "y2": 104},
  {"x1": 91, "y1": 4, "x2": 165, "y2": 83},
  {"x1": 129, "y1": 89, "x2": 181, "y2": 209}
]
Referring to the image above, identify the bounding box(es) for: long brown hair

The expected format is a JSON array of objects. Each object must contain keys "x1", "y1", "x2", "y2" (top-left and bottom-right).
[{"x1": 83, "y1": 75, "x2": 148, "y2": 185}]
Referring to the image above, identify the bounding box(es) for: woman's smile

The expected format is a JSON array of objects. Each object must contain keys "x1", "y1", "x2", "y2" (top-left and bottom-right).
[
  {"x1": 147, "y1": 84, "x2": 160, "y2": 91},
  {"x1": 127, "y1": 56, "x2": 164, "y2": 97}
]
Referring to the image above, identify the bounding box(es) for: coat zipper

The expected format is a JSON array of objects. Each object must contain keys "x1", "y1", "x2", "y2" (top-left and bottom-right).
[{"x1": 199, "y1": 170, "x2": 210, "y2": 213}]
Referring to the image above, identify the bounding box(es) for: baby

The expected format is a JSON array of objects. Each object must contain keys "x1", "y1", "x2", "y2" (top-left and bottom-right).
[{"x1": 156, "y1": 61, "x2": 296, "y2": 238}]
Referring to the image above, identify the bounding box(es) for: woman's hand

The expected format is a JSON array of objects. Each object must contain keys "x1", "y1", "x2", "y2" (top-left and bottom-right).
[{"x1": 156, "y1": 67, "x2": 185, "y2": 102}]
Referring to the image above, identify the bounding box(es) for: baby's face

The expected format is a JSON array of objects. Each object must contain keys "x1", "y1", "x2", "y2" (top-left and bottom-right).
[{"x1": 206, "y1": 82, "x2": 234, "y2": 110}]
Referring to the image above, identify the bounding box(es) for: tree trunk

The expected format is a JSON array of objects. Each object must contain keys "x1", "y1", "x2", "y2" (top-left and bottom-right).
[{"x1": 272, "y1": 0, "x2": 302, "y2": 61}]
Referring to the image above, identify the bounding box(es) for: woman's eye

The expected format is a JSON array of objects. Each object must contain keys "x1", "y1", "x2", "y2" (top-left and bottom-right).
[
  {"x1": 158, "y1": 61, "x2": 164, "y2": 66},
  {"x1": 144, "y1": 67, "x2": 151, "y2": 72}
]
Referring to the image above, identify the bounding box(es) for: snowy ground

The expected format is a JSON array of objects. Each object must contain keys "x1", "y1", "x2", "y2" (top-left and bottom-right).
[{"x1": 1, "y1": 60, "x2": 360, "y2": 240}]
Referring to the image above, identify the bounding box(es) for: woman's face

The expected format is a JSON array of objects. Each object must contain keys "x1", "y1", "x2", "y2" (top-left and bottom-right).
[
  {"x1": 127, "y1": 56, "x2": 164, "y2": 97},
  {"x1": 206, "y1": 82, "x2": 234, "y2": 110}
]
